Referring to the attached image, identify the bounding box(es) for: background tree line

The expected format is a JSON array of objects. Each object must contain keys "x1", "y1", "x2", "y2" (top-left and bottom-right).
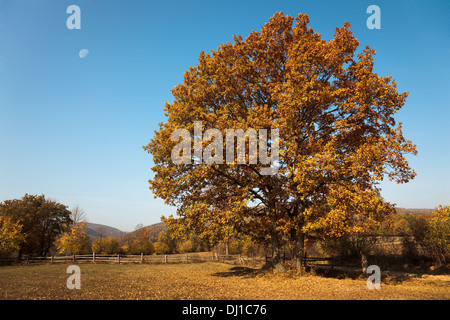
[
  {"x1": 1, "y1": 194, "x2": 448, "y2": 267},
  {"x1": 0, "y1": 193, "x2": 249, "y2": 257},
  {"x1": 319, "y1": 206, "x2": 450, "y2": 266}
]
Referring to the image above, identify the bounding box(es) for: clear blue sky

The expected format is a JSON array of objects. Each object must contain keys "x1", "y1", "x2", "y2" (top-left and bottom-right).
[{"x1": 0, "y1": 0, "x2": 449, "y2": 231}]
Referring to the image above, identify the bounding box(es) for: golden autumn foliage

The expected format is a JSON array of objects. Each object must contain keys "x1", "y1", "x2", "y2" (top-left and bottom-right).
[
  {"x1": 55, "y1": 222, "x2": 91, "y2": 254},
  {"x1": 428, "y1": 205, "x2": 450, "y2": 248},
  {"x1": 0, "y1": 194, "x2": 72, "y2": 257},
  {"x1": 0, "y1": 216, "x2": 25, "y2": 257},
  {"x1": 382, "y1": 206, "x2": 450, "y2": 265},
  {"x1": 127, "y1": 228, "x2": 155, "y2": 255},
  {"x1": 92, "y1": 236, "x2": 120, "y2": 255},
  {"x1": 144, "y1": 12, "x2": 417, "y2": 265},
  {"x1": 422, "y1": 206, "x2": 450, "y2": 265}
]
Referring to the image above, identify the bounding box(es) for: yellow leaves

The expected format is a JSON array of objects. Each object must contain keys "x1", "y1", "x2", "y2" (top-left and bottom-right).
[
  {"x1": 92, "y1": 237, "x2": 120, "y2": 255},
  {"x1": 302, "y1": 184, "x2": 394, "y2": 239},
  {"x1": 428, "y1": 205, "x2": 450, "y2": 248},
  {"x1": 0, "y1": 216, "x2": 24, "y2": 256},
  {"x1": 55, "y1": 222, "x2": 90, "y2": 255}
]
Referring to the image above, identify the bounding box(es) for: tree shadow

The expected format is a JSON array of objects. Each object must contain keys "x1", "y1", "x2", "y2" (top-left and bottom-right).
[
  {"x1": 212, "y1": 265, "x2": 424, "y2": 284},
  {"x1": 212, "y1": 266, "x2": 262, "y2": 279},
  {"x1": 382, "y1": 273, "x2": 417, "y2": 285},
  {"x1": 309, "y1": 266, "x2": 363, "y2": 280},
  {"x1": 310, "y1": 266, "x2": 418, "y2": 284}
]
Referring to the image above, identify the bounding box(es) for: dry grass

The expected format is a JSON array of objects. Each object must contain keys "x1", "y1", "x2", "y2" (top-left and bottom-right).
[{"x1": 0, "y1": 262, "x2": 449, "y2": 300}]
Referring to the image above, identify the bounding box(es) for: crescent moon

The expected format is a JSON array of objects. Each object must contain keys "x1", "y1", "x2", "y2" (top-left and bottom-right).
[{"x1": 79, "y1": 49, "x2": 89, "y2": 58}]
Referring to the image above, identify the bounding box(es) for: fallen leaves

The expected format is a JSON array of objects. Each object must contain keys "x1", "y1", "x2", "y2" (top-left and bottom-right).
[{"x1": 0, "y1": 262, "x2": 448, "y2": 300}]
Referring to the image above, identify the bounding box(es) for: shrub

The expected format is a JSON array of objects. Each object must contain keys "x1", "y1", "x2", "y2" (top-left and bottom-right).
[
  {"x1": 92, "y1": 237, "x2": 120, "y2": 254},
  {"x1": 422, "y1": 206, "x2": 450, "y2": 265},
  {"x1": 320, "y1": 234, "x2": 376, "y2": 259}
]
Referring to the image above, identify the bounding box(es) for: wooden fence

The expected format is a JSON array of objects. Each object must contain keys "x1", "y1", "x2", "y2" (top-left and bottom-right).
[
  {"x1": 1, "y1": 252, "x2": 336, "y2": 268},
  {"x1": 1, "y1": 253, "x2": 246, "y2": 265},
  {"x1": 303, "y1": 256, "x2": 335, "y2": 268}
]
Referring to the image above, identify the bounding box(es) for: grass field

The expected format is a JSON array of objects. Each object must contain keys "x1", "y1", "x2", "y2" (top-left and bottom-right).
[{"x1": 0, "y1": 262, "x2": 449, "y2": 300}]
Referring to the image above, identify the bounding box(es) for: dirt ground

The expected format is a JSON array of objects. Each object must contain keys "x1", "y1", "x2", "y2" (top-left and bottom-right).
[{"x1": 0, "y1": 262, "x2": 449, "y2": 300}]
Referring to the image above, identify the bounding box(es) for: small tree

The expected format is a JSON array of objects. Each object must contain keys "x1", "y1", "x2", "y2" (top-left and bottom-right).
[
  {"x1": 154, "y1": 241, "x2": 170, "y2": 254},
  {"x1": 400, "y1": 206, "x2": 450, "y2": 266},
  {"x1": 92, "y1": 237, "x2": 120, "y2": 254},
  {"x1": 425, "y1": 206, "x2": 450, "y2": 265},
  {"x1": 55, "y1": 222, "x2": 91, "y2": 255},
  {"x1": 70, "y1": 205, "x2": 87, "y2": 226},
  {"x1": 241, "y1": 237, "x2": 264, "y2": 257},
  {"x1": 155, "y1": 230, "x2": 177, "y2": 253},
  {"x1": 128, "y1": 228, "x2": 155, "y2": 255},
  {"x1": 177, "y1": 239, "x2": 195, "y2": 253},
  {"x1": 0, "y1": 216, "x2": 25, "y2": 257}
]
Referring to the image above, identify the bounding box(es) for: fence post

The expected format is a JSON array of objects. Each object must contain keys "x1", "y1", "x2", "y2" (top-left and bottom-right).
[
  {"x1": 118, "y1": 254, "x2": 121, "y2": 264},
  {"x1": 73, "y1": 254, "x2": 76, "y2": 263},
  {"x1": 141, "y1": 253, "x2": 144, "y2": 264},
  {"x1": 93, "y1": 252, "x2": 96, "y2": 263},
  {"x1": 186, "y1": 254, "x2": 189, "y2": 263},
  {"x1": 164, "y1": 255, "x2": 167, "y2": 264},
  {"x1": 361, "y1": 254, "x2": 368, "y2": 273},
  {"x1": 51, "y1": 255, "x2": 54, "y2": 264},
  {"x1": 302, "y1": 251, "x2": 307, "y2": 268}
]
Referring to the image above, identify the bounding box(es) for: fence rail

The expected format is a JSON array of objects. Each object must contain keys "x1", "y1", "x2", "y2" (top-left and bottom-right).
[
  {"x1": 1, "y1": 252, "x2": 337, "y2": 267},
  {"x1": 0, "y1": 253, "x2": 249, "y2": 265}
]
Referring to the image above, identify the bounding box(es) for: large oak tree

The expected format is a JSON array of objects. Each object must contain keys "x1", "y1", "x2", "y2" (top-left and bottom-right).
[{"x1": 145, "y1": 12, "x2": 417, "y2": 266}]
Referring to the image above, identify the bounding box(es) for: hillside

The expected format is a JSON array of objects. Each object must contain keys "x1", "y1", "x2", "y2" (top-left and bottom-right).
[
  {"x1": 120, "y1": 222, "x2": 166, "y2": 243},
  {"x1": 143, "y1": 222, "x2": 167, "y2": 242},
  {"x1": 85, "y1": 222, "x2": 128, "y2": 240}
]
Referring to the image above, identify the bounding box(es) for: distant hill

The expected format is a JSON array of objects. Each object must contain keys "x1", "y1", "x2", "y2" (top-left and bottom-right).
[
  {"x1": 122, "y1": 222, "x2": 166, "y2": 242},
  {"x1": 395, "y1": 208, "x2": 434, "y2": 215},
  {"x1": 85, "y1": 222, "x2": 128, "y2": 240}
]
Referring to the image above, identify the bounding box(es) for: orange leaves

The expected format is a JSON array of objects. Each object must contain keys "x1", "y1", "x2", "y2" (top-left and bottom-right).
[
  {"x1": 145, "y1": 11, "x2": 417, "y2": 255},
  {"x1": 303, "y1": 184, "x2": 395, "y2": 238}
]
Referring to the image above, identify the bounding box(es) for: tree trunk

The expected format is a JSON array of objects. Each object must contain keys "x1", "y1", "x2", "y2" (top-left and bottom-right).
[
  {"x1": 262, "y1": 203, "x2": 281, "y2": 269},
  {"x1": 291, "y1": 196, "x2": 306, "y2": 269},
  {"x1": 271, "y1": 230, "x2": 281, "y2": 266},
  {"x1": 293, "y1": 233, "x2": 305, "y2": 269},
  {"x1": 361, "y1": 254, "x2": 368, "y2": 273}
]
